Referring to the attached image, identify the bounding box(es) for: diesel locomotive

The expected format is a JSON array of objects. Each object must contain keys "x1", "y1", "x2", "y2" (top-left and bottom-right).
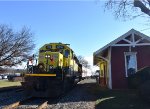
[{"x1": 21, "y1": 42, "x2": 82, "y2": 97}]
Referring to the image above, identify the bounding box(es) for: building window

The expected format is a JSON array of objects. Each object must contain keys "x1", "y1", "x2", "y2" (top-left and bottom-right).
[{"x1": 124, "y1": 52, "x2": 137, "y2": 77}]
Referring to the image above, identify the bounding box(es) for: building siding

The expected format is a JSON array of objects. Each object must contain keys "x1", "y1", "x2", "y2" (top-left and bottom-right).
[
  {"x1": 132, "y1": 46, "x2": 150, "y2": 69},
  {"x1": 111, "y1": 46, "x2": 150, "y2": 89},
  {"x1": 111, "y1": 46, "x2": 129, "y2": 89}
]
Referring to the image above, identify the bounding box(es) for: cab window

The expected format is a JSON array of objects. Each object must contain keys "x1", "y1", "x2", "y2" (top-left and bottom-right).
[
  {"x1": 64, "y1": 50, "x2": 70, "y2": 58},
  {"x1": 71, "y1": 50, "x2": 73, "y2": 59},
  {"x1": 46, "y1": 45, "x2": 52, "y2": 49}
]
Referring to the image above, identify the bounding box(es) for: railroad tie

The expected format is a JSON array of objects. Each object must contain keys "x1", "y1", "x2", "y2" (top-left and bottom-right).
[
  {"x1": 3, "y1": 101, "x2": 20, "y2": 109},
  {"x1": 37, "y1": 101, "x2": 48, "y2": 109}
]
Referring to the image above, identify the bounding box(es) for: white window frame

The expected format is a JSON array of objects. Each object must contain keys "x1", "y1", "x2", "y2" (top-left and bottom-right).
[{"x1": 124, "y1": 52, "x2": 137, "y2": 77}]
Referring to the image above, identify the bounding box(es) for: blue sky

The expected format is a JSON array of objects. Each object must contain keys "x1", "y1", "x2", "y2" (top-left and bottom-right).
[{"x1": 0, "y1": 1, "x2": 149, "y2": 66}]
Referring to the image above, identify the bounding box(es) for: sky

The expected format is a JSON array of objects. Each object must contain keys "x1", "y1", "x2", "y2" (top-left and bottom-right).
[{"x1": 0, "y1": 1, "x2": 149, "y2": 70}]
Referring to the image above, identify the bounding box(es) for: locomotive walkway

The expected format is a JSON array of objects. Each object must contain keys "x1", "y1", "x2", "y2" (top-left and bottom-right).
[{"x1": 48, "y1": 78, "x2": 98, "y2": 109}]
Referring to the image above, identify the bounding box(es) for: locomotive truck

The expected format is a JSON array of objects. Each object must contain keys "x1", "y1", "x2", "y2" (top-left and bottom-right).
[{"x1": 21, "y1": 42, "x2": 82, "y2": 97}]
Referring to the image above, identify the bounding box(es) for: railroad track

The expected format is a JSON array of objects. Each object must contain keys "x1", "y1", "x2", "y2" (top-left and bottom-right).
[
  {"x1": 0, "y1": 86, "x2": 22, "y2": 93},
  {"x1": 2, "y1": 96, "x2": 48, "y2": 109},
  {"x1": 1, "y1": 86, "x2": 70, "y2": 109}
]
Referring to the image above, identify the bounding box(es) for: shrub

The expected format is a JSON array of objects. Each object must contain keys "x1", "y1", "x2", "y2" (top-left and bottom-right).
[
  {"x1": 139, "y1": 80, "x2": 150, "y2": 102},
  {"x1": 128, "y1": 66, "x2": 150, "y2": 89},
  {"x1": 128, "y1": 66, "x2": 150, "y2": 102}
]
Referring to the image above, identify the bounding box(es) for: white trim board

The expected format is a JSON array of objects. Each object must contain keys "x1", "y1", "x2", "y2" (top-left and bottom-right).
[
  {"x1": 108, "y1": 47, "x2": 112, "y2": 89},
  {"x1": 112, "y1": 43, "x2": 150, "y2": 46}
]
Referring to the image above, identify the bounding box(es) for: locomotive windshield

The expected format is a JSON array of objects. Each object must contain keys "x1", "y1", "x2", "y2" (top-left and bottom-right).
[
  {"x1": 56, "y1": 45, "x2": 64, "y2": 49},
  {"x1": 46, "y1": 45, "x2": 52, "y2": 49}
]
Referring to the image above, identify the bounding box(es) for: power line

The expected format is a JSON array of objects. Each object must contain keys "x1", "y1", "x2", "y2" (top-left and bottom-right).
[{"x1": 140, "y1": 28, "x2": 150, "y2": 31}]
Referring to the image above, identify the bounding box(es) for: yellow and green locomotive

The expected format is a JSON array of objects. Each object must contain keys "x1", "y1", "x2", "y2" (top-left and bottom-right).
[{"x1": 21, "y1": 42, "x2": 82, "y2": 97}]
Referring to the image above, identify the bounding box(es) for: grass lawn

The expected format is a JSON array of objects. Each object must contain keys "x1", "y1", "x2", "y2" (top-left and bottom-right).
[
  {"x1": 0, "y1": 80, "x2": 21, "y2": 88},
  {"x1": 88, "y1": 83, "x2": 150, "y2": 109}
]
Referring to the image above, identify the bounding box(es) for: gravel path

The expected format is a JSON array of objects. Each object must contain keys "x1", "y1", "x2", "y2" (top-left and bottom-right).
[{"x1": 48, "y1": 79, "x2": 97, "y2": 109}]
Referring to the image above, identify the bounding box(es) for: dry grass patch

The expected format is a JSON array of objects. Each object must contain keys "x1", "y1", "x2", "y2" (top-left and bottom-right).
[{"x1": 0, "y1": 80, "x2": 21, "y2": 88}]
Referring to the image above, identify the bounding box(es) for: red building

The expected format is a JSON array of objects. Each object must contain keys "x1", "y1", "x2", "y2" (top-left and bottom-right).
[{"x1": 93, "y1": 29, "x2": 150, "y2": 89}]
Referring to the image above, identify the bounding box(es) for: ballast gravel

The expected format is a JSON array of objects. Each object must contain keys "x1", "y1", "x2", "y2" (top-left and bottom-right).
[{"x1": 47, "y1": 79, "x2": 96, "y2": 109}]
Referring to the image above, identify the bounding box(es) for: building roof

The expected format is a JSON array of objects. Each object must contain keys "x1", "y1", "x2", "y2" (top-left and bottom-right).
[{"x1": 94, "y1": 29, "x2": 150, "y2": 57}]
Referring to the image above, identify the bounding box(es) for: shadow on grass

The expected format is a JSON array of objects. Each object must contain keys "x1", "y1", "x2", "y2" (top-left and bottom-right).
[{"x1": 93, "y1": 86, "x2": 150, "y2": 109}]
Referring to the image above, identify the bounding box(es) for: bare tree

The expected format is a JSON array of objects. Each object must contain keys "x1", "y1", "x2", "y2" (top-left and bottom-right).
[
  {"x1": 77, "y1": 55, "x2": 90, "y2": 68},
  {"x1": 0, "y1": 24, "x2": 35, "y2": 67},
  {"x1": 104, "y1": 0, "x2": 150, "y2": 20}
]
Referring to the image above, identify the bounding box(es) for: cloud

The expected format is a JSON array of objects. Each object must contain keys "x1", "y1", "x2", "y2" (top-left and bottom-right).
[
  {"x1": 84, "y1": 56, "x2": 93, "y2": 66},
  {"x1": 12, "y1": 62, "x2": 27, "y2": 69},
  {"x1": 84, "y1": 55, "x2": 99, "y2": 72}
]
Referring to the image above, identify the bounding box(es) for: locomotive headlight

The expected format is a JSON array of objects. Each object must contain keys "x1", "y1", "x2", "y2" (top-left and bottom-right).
[{"x1": 45, "y1": 55, "x2": 50, "y2": 58}]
